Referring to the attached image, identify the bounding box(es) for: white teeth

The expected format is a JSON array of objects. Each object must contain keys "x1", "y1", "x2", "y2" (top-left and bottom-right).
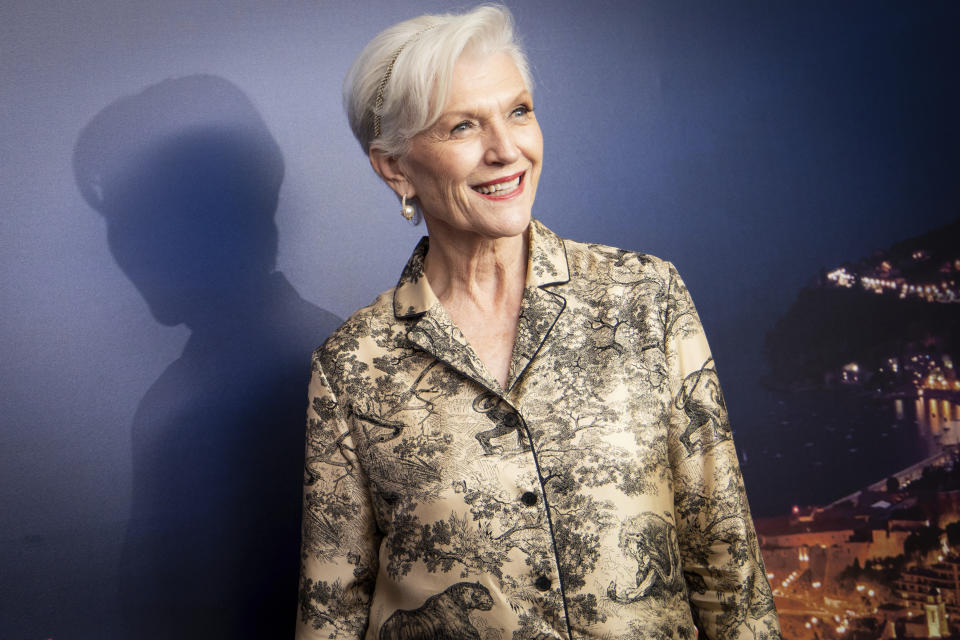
[{"x1": 474, "y1": 175, "x2": 521, "y2": 195}]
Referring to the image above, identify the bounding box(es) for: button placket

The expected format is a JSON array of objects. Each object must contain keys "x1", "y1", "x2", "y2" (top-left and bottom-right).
[{"x1": 505, "y1": 401, "x2": 573, "y2": 638}]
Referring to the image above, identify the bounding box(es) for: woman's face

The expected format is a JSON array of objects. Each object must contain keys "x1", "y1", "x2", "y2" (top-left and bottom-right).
[{"x1": 400, "y1": 52, "x2": 543, "y2": 241}]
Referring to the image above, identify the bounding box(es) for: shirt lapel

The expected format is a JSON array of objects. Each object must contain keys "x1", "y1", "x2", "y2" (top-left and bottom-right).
[
  {"x1": 392, "y1": 220, "x2": 571, "y2": 395},
  {"x1": 394, "y1": 236, "x2": 502, "y2": 393},
  {"x1": 505, "y1": 219, "x2": 570, "y2": 391}
]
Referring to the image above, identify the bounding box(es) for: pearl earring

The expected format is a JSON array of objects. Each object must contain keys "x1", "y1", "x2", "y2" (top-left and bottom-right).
[{"x1": 401, "y1": 194, "x2": 415, "y2": 221}]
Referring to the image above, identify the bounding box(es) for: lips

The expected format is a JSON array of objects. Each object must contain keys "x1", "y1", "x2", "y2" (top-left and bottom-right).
[{"x1": 471, "y1": 171, "x2": 525, "y2": 198}]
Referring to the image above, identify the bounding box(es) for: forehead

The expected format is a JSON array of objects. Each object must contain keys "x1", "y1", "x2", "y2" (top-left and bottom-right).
[{"x1": 441, "y1": 52, "x2": 529, "y2": 111}]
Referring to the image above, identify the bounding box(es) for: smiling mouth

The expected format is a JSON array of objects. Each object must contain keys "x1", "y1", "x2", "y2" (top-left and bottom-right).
[{"x1": 472, "y1": 171, "x2": 525, "y2": 198}]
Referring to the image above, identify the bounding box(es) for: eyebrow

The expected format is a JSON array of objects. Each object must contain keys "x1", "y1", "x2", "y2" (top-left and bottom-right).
[{"x1": 438, "y1": 90, "x2": 533, "y2": 121}]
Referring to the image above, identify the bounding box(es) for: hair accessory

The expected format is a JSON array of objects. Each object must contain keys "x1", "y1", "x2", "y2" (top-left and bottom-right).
[
  {"x1": 373, "y1": 25, "x2": 438, "y2": 139},
  {"x1": 401, "y1": 194, "x2": 415, "y2": 221}
]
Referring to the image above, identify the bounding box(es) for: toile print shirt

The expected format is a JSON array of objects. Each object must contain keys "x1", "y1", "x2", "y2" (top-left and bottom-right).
[{"x1": 296, "y1": 219, "x2": 781, "y2": 640}]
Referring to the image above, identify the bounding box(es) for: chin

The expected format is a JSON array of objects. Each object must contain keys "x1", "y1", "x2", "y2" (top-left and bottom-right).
[
  {"x1": 497, "y1": 203, "x2": 535, "y2": 234},
  {"x1": 472, "y1": 195, "x2": 534, "y2": 237},
  {"x1": 460, "y1": 211, "x2": 529, "y2": 241},
  {"x1": 497, "y1": 211, "x2": 533, "y2": 238}
]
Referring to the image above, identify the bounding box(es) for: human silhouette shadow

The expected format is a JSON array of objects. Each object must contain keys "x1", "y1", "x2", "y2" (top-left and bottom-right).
[{"x1": 73, "y1": 75, "x2": 341, "y2": 638}]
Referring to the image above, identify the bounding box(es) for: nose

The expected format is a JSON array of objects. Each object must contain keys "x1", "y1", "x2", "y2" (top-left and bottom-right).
[{"x1": 483, "y1": 120, "x2": 520, "y2": 165}]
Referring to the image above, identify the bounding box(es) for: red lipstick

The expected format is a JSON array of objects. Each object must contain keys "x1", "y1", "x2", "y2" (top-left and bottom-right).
[{"x1": 471, "y1": 171, "x2": 525, "y2": 200}]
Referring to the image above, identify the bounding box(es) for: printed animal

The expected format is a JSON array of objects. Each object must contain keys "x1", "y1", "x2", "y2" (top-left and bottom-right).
[
  {"x1": 674, "y1": 358, "x2": 731, "y2": 456},
  {"x1": 472, "y1": 392, "x2": 529, "y2": 455},
  {"x1": 378, "y1": 581, "x2": 495, "y2": 640},
  {"x1": 607, "y1": 513, "x2": 684, "y2": 603}
]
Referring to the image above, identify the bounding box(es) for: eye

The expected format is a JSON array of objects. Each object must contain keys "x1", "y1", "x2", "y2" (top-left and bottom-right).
[
  {"x1": 450, "y1": 120, "x2": 475, "y2": 135},
  {"x1": 510, "y1": 104, "x2": 532, "y2": 119}
]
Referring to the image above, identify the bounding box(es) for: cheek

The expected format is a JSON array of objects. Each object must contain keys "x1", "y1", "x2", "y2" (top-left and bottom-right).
[
  {"x1": 424, "y1": 159, "x2": 474, "y2": 197},
  {"x1": 444, "y1": 180, "x2": 474, "y2": 214},
  {"x1": 429, "y1": 173, "x2": 467, "y2": 204},
  {"x1": 522, "y1": 128, "x2": 544, "y2": 163},
  {"x1": 407, "y1": 154, "x2": 463, "y2": 194}
]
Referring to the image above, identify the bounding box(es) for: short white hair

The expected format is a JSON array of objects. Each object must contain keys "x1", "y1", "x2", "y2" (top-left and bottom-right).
[{"x1": 344, "y1": 4, "x2": 532, "y2": 158}]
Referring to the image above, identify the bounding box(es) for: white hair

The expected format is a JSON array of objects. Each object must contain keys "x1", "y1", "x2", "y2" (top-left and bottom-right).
[{"x1": 344, "y1": 4, "x2": 532, "y2": 158}]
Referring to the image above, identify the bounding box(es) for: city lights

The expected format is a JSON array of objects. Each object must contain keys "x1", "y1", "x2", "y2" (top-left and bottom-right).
[
  {"x1": 823, "y1": 243, "x2": 960, "y2": 302},
  {"x1": 826, "y1": 267, "x2": 856, "y2": 288},
  {"x1": 762, "y1": 234, "x2": 960, "y2": 639}
]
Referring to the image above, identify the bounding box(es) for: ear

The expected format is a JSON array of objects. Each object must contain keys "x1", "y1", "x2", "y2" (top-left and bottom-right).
[{"x1": 369, "y1": 149, "x2": 415, "y2": 200}]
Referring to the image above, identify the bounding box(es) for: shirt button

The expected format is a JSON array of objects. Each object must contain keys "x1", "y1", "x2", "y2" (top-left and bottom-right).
[
  {"x1": 520, "y1": 491, "x2": 538, "y2": 506},
  {"x1": 535, "y1": 575, "x2": 552, "y2": 591}
]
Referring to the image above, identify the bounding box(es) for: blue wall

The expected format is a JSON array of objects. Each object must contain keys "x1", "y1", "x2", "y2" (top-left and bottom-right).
[{"x1": 2, "y1": 1, "x2": 957, "y2": 637}]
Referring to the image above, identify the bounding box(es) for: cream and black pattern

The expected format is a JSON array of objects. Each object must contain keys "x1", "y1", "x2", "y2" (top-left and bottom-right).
[{"x1": 297, "y1": 220, "x2": 781, "y2": 639}]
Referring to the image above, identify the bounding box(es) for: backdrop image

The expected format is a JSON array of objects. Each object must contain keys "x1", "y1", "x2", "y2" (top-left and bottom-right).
[{"x1": 1, "y1": 1, "x2": 957, "y2": 638}]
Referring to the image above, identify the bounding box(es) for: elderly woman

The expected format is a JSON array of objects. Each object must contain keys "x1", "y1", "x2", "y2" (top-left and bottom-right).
[{"x1": 297, "y1": 6, "x2": 780, "y2": 640}]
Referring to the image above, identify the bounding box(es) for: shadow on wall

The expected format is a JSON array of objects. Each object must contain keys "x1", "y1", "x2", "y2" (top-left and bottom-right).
[{"x1": 73, "y1": 75, "x2": 341, "y2": 638}]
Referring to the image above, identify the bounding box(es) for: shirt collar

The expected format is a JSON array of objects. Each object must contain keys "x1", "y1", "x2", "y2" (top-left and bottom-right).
[
  {"x1": 525, "y1": 218, "x2": 570, "y2": 289},
  {"x1": 392, "y1": 218, "x2": 570, "y2": 319}
]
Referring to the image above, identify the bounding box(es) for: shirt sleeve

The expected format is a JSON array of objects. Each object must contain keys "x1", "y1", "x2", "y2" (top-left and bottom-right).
[
  {"x1": 663, "y1": 263, "x2": 782, "y2": 640},
  {"x1": 296, "y1": 350, "x2": 380, "y2": 639}
]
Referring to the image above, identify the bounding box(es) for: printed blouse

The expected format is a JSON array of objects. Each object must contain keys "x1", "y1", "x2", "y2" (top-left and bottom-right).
[{"x1": 297, "y1": 219, "x2": 781, "y2": 639}]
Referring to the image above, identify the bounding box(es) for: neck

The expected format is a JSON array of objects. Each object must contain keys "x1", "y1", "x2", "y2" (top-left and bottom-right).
[{"x1": 422, "y1": 221, "x2": 529, "y2": 308}]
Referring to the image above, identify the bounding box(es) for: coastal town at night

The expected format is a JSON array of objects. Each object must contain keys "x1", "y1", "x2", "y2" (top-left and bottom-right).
[{"x1": 752, "y1": 219, "x2": 960, "y2": 639}]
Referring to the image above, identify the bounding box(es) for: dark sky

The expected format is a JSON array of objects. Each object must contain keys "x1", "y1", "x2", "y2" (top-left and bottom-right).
[{"x1": 521, "y1": 0, "x2": 959, "y2": 331}]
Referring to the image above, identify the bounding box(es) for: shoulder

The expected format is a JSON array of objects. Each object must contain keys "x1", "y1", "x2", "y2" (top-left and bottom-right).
[
  {"x1": 312, "y1": 287, "x2": 400, "y2": 364},
  {"x1": 560, "y1": 234, "x2": 678, "y2": 288}
]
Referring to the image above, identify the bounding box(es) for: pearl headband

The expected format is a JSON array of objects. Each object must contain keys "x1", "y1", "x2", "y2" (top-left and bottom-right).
[{"x1": 372, "y1": 25, "x2": 438, "y2": 139}]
